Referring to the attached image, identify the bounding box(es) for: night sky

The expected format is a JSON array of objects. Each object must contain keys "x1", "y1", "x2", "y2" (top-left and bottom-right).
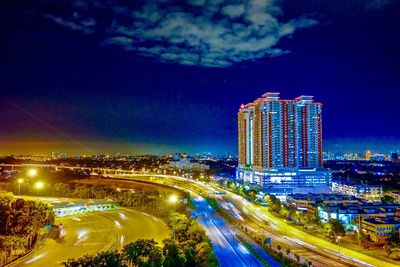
[{"x1": 1, "y1": 0, "x2": 399, "y2": 155}]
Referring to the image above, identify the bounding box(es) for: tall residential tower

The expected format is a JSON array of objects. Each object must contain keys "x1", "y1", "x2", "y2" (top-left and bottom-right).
[{"x1": 237, "y1": 92, "x2": 331, "y2": 194}]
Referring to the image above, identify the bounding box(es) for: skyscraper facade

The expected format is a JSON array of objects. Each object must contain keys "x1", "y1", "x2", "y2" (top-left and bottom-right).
[{"x1": 237, "y1": 92, "x2": 331, "y2": 194}]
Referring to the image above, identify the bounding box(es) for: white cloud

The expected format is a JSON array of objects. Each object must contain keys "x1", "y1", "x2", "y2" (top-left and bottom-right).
[
  {"x1": 366, "y1": 0, "x2": 392, "y2": 9},
  {"x1": 44, "y1": 0, "x2": 318, "y2": 67},
  {"x1": 45, "y1": 15, "x2": 95, "y2": 34},
  {"x1": 222, "y1": 4, "x2": 246, "y2": 18}
]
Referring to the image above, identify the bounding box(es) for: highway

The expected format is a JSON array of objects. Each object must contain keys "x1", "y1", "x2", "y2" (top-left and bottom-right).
[
  {"x1": 192, "y1": 194, "x2": 274, "y2": 267},
  {"x1": 218, "y1": 188, "x2": 399, "y2": 267},
  {"x1": 111, "y1": 174, "x2": 399, "y2": 267},
  {"x1": 10, "y1": 209, "x2": 169, "y2": 267}
]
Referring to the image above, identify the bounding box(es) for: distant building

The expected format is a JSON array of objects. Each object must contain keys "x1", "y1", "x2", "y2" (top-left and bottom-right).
[
  {"x1": 323, "y1": 152, "x2": 335, "y2": 161},
  {"x1": 161, "y1": 155, "x2": 209, "y2": 173},
  {"x1": 366, "y1": 151, "x2": 372, "y2": 161},
  {"x1": 391, "y1": 152, "x2": 399, "y2": 162},
  {"x1": 236, "y1": 92, "x2": 331, "y2": 194},
  {"x1": 344, "y1": 153, "x2": 359, "y2": 161},
  {"x1": 361, "y1": 217, "x2": 400, "y2": 244},
  {"x1": 390, "y1": 192, "x2": 400, "y2": 203},
  {"x1": 332, "y1": 181, "x2": 383, "y2": 200},
  {"x1": 318, "y1": 203, "x2": 400, "y2": 230},
  {"x1": 51, "y1": 151, "x2": 67, "y2": 159},
  {"x1": 287, "y1": 193, "x2": 361, "y2": 211},
  {"x1": 370, "y1": 153, "x2": 387, "y2": 161},
  {"x1": 13, "y1": 155, "x2": 50, "y2": 161}
]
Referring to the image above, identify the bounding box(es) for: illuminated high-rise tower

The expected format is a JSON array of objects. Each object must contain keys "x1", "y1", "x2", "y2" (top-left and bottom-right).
[{"x1": 237, "y1": 92, "x2": 330, "y2": 194}]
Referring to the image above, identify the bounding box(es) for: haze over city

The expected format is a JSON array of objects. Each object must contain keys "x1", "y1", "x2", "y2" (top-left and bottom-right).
[{"x1": 1, "y1": 0, "x2": 400, "y2": 155}]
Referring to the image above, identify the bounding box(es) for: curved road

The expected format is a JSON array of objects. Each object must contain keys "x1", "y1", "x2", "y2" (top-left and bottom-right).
[{"x1": 11, "y1": 209, "x2": 169, "y2": 267}]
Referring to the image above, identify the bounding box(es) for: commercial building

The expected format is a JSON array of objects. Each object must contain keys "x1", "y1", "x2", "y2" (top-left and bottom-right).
[
  {"x1": 161, "y1": 154, "x2": 210, "y2": 173},
  {"x1": 390, "y1": 152, "x2": 399, "y2": 162},
  {"x1": 236, "y1": 92, "x2": 331, "y2": 194},
  {"x1": 332, "y1": 181, "x2": 383, "y2": 200},
  {"x1": 361, "y1": 217, "x2": 400, "y2": 244},
  {"x1": 317, "y1": 203, "x2": 400, "y2": 230},
  {"x1": 365, "y1": 151, "x2": 372, "y2": 161},
  {"x1": 390, "y1": 192, "x2": 400, "y2": 203},
  {"x1": 287, "y1": 193, "x2": 361, "y2": 211},
  {"x1": 370, "y1": 153, "x2": 387, "y2": 161}
]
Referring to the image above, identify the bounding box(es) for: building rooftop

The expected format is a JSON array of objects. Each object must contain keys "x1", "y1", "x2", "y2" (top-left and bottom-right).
[
  {"x1": 288, "y1": 193, "x2": 360, "y2": 202},
  {"x1": 363, "y1": 217, "x2": 400, "y2": 225},
  {"x1": 319, "y1": 203, "x2": 400, "y2": 214},
  {"x1": 333, "y1": 181, "x2": 382, "y2": 187}
]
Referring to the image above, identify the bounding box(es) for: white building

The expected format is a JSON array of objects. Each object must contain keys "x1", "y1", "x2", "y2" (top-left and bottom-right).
[{"x1": 332, "y1": 181, "x2": 383, "y2": 200}]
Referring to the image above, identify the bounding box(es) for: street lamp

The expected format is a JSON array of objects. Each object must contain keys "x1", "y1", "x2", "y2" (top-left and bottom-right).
[
  {"x1": 337, "y1": 236, "x2": 342, "y2": 261},
  {"x1": 169, "y1": 195, "x2": 178, "y2": 240},
  {"x1": 35, "y1": 181, "x2": 44, "y2": 196},
  {"x1": 27, "y1": 169, "x2": 37, "y2": 177},
  {"x1": 169, "y1": 195, "x2": 178, "y2": 210},
  {"x1": 17, "y1": 178, "x2": 23, "y2": 196}
]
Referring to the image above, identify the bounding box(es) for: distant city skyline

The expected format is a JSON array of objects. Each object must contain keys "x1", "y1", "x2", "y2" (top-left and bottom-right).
[
  {"x1": 1, "y1": 137, "x2": 400, "y2": 156},
  {"x1": 1, "y1": 1, "x2": 400, "y2": 155}
]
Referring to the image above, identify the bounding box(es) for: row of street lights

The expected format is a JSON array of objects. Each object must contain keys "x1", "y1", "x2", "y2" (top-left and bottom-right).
[{"x1": 16, "y1": 169, "x2": 44, "y2": 196}]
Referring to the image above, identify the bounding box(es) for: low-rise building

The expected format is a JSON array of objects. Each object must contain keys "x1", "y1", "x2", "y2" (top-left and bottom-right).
[
  {"x1": 161, "y1": 155, "x2": 210, "y2": 173},
  {"x1": 390, "y1": 192, "x2": 400, "y2": 203},
  {"x1": 361, "y1": 217, "x2": 400, "y2": 244},
  {"x1": 318, "y1": 204, "x2": 400, "y2": 230},
  {"x1": 287, "y1": 193, "x2": 361, "y2": 211},
  {"x1": 332, "y1": 181, "x2": 383, "y2": 200}
]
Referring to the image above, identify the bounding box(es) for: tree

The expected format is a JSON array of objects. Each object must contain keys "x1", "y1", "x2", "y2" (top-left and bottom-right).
[
  {"x1": 324, "y1": 219, "x2": 346, "y2": 240},
  {"x1": 162, "y1": 239, "x2": 185, "y2": 267},
  {"x1": 194, "y1": 242, "x2": 216, "y2": 267},
  {"x1": 299, "y1": 213, "x2": 310, "y2": 226},
  {"x1": 246, "y1": 189, "x2": 258, "y2": 203},
  {"x1": 180, "y1": 241, "x2": 196, "y2": 267},
  {"x1": 123, "y1": 239, "x2": 161, "y2": 267},
  {"x1": 384, "y1": 240, "x2": 396, "y2": 257},
  {"x1": 266, "y1": 195, "x2": 282, "y2": 213},
  {"x1": 187, "y1": 221, "x2": 207, "y2": 244},
  {"x1": 93, "y1": 251, "x2": 124, "y2": 267},
  {"x1": 381, "y1": 195, "x2": 395, "y2": 204},
  {"x1": 280, "y1": 206, "x2": 291, "y2": 219},
  {"x1": 168, "y1": 213, "x2": 190, "y2": 242}
]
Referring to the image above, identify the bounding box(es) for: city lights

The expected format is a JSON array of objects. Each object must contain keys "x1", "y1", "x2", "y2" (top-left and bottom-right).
[
  {"x1": 169, "y1": 194, "x2": 178, "y2": 204},
  {"x1": 35, "y1": 181, "x2": 44, "y2": 196},
  {"x1": 27, "y1": 169, "x2": 38, "y2": 177}
]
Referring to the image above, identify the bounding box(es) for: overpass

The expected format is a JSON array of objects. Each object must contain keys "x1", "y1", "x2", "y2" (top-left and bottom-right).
[{"x1": 0, "y1": 163, "x2": 143, "y2": 176}]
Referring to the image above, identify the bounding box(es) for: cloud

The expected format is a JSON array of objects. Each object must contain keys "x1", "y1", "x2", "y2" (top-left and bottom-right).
[
  {"x1": 42, "y1": 0, "x2": 317, "y2": 67},
  {"x1": 45, "y1": 15, "x2": 95, "y2": 34},
  {"x1": 366, "y1": 0, "x2": 393, "y2": 9},
  {"x1": 222, "y1": 4, "x2": 246, "y2": 18}
]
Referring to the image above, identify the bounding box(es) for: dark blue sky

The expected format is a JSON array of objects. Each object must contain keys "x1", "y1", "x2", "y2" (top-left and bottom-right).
[{"x1": 1, "y1": 0, "x2": 399, "y2": 155}]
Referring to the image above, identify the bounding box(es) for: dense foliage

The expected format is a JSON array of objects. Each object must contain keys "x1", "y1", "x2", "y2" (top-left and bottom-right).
[
  {"x1": 324, "y1": 219, "x2": 346, "y2": 240},
  {"x1": 0, "y1": 193, "x2": 55, "y2": 266}
]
